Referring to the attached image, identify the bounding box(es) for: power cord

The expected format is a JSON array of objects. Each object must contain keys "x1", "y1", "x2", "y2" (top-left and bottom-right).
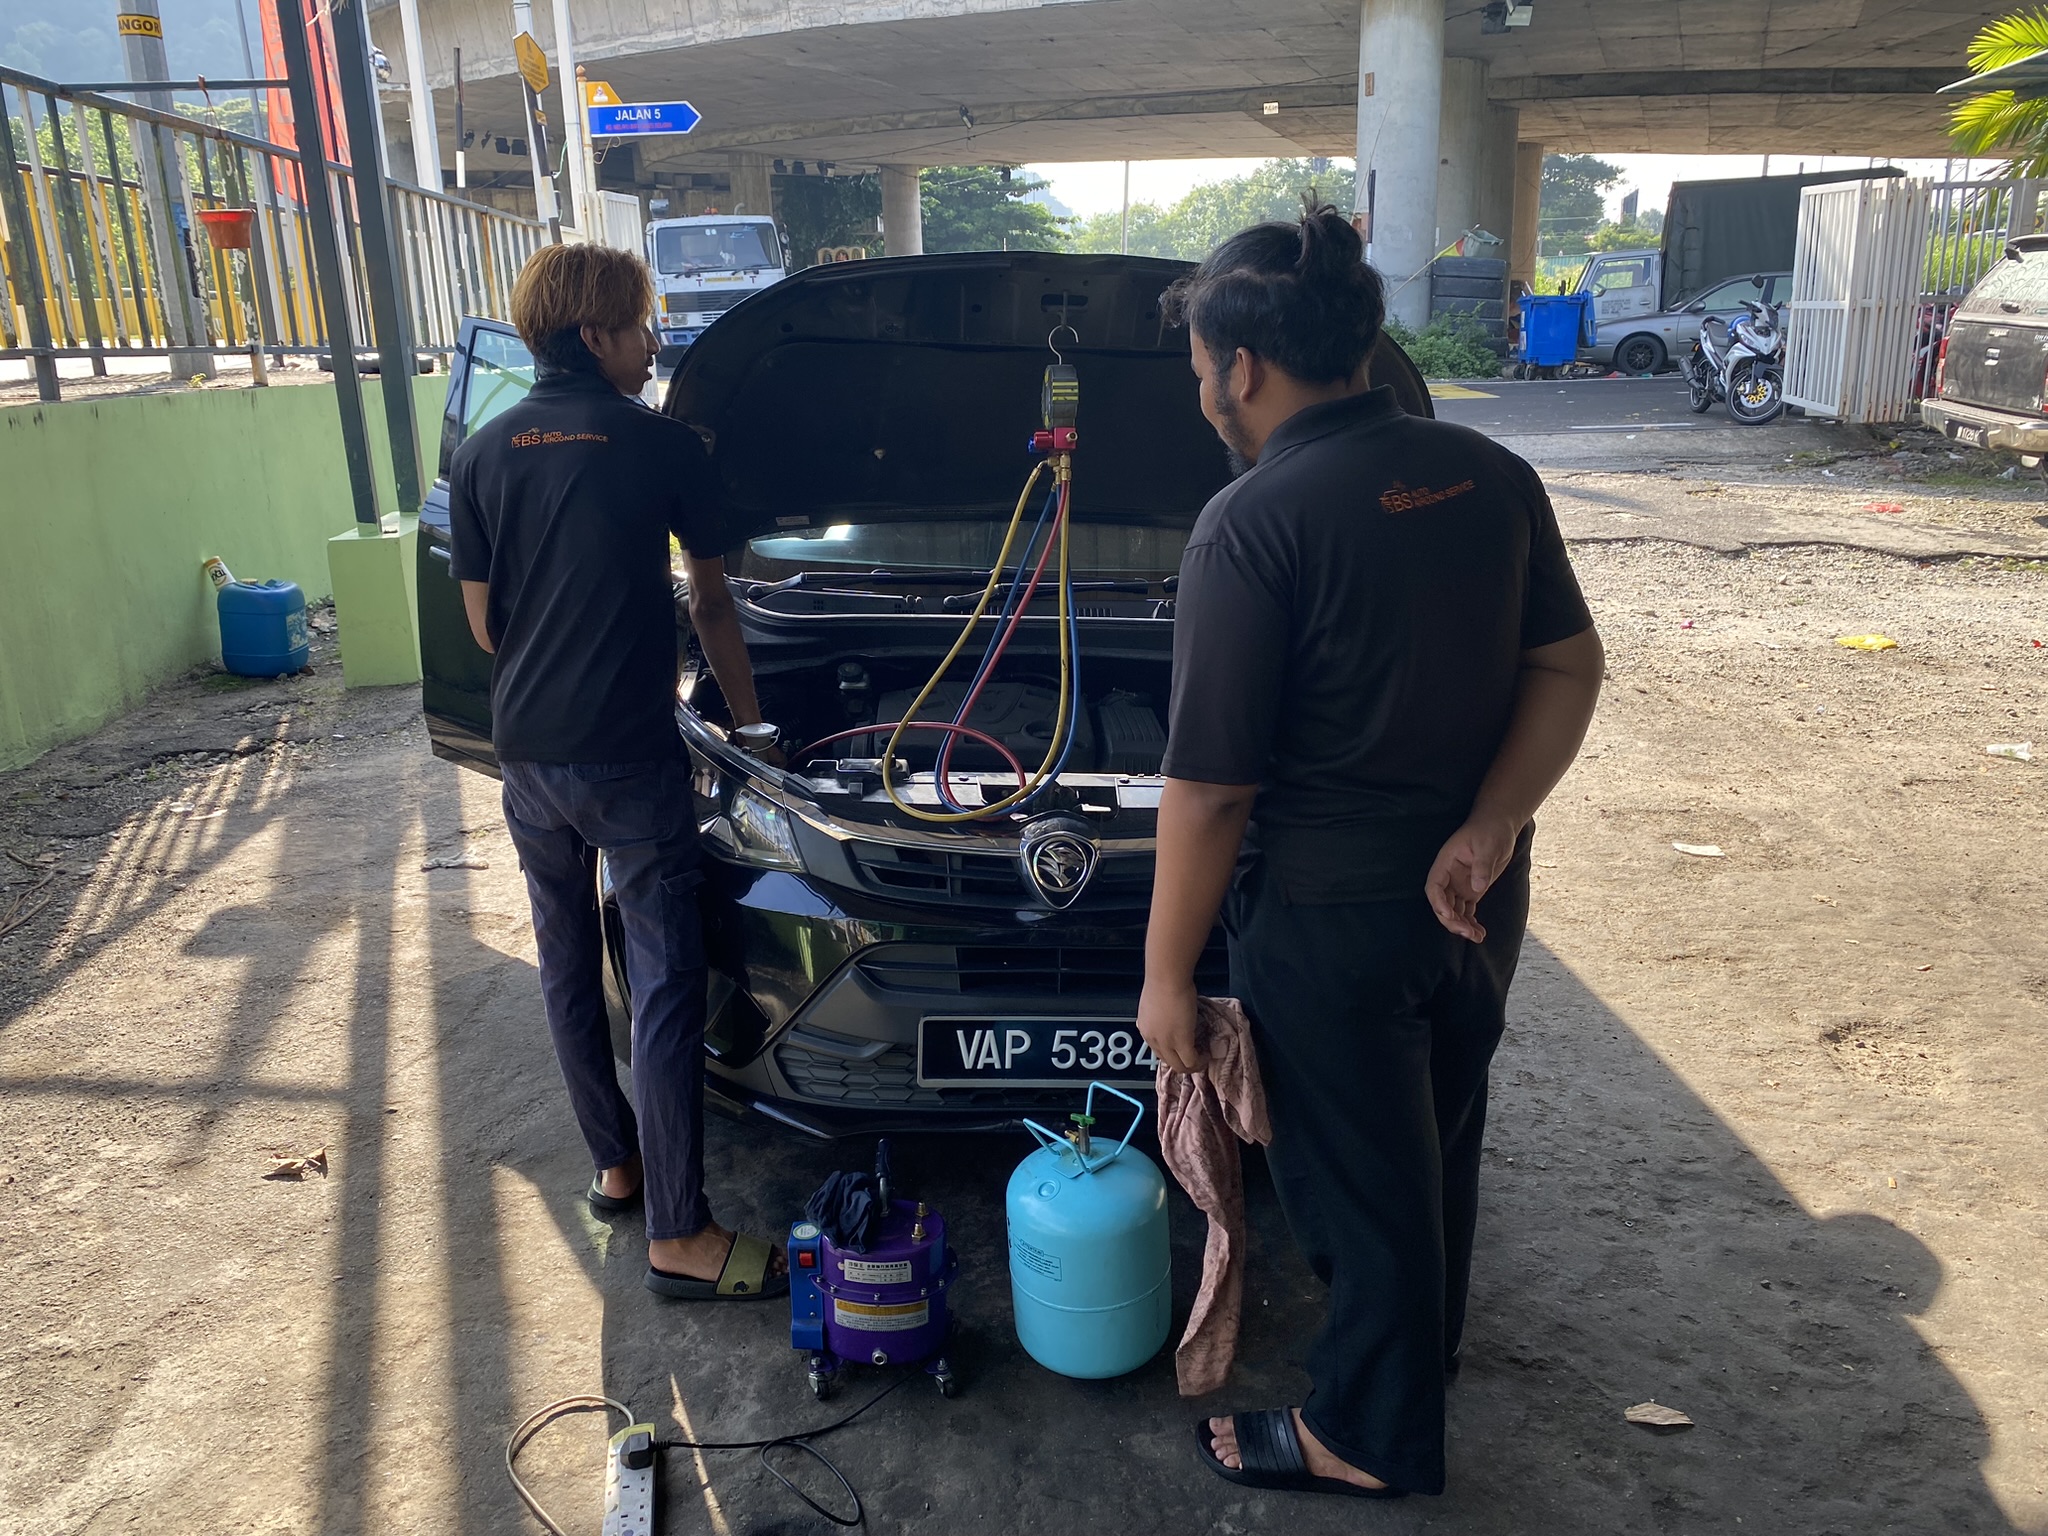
[
  {"x1": 506, "y1": 1374, "x2": 914, "y2": 1532},
  {"x1": 506, "y1": 1395, "x2": 633, "y2": 1536}
]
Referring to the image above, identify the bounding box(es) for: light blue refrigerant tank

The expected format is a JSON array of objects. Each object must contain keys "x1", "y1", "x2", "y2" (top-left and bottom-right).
[{"x1": 1006, "y1": 1083, "x2": 1171, "y2": 1379}]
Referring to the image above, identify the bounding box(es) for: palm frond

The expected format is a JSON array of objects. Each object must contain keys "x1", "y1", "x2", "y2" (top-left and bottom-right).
[
  {"x1": 1949, "y1": 86, "x2": 2048, "y2": 173},
  {"x1": 1968, "y1": 8, "x2": 2048, "y2": 72}
]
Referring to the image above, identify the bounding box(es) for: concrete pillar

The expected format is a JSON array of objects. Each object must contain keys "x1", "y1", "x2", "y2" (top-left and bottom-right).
[
  {"x1": 1354, "y1": 0, "x2": 1443, "y2": 330},
  {"x1": 1510, "y1": 140, "x2": 1544, "y2": 287},
  {"x1": 729, "y1": 153, "x2": 775, "y2": 220},
  {"x1": 1478, "y1": 103, "x2": 1519, "y2": 247},
  {"x1": 120, "y1": 0, "x2": 209, "y2": 378},
  {"x1": 1435, "y1": 58, "x2": 1485, "y2": 254},
  {"x1": 397, "y1": 0, "x2": 442, "y2": 191},
  {"x1": 882, "y1": 165, "x2": 923, "y2": 256}
]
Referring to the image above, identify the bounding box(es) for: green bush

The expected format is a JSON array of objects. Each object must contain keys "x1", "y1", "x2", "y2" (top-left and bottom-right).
[{"x1": 1383, "y1": 314, "x2": 1502, "y2": 381}]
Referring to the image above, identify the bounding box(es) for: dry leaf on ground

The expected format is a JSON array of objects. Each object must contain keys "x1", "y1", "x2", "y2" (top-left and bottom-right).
[
  {"x1": 1673, "y1": 843, "x2": 1725, "y2": 858},
  {"x1": 264, "y1": 1148, "x2": 329, "y2": 1181},
  {"x1": 1625, "y1": 1401, "x2": 1694, "y2": 1428}
]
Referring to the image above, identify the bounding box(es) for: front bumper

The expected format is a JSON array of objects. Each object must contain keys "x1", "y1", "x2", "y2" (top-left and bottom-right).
[
  {"x1": 1920, "y1": 396, "x2": 2048, "y2": 455},
  {"x1": 608, "y1": 860, "x2": 1223, "y2": 1139}
]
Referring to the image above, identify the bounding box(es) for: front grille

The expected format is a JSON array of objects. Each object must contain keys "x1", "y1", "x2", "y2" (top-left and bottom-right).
[
  {"x1": 772, "y1": 1037, "x2": 1093, "y2": 1110},
  {"x1": 845, "y1": 841, "x2": 1153, "y2": 909},
  {"x1": 854, "y1": 939, "x2": 1229, "y2": 998},
  {"x1": 665, "y1": 289, "x2": 748, "y2": 319},
  {"x1": 775, "y1": 1040, "x2": 941, "y2": 1107}
]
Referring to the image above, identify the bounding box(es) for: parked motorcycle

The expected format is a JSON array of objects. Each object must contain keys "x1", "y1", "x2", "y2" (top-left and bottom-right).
[{"x1": 1685, "y1": 296, "x2": 1786, "y2": 425}]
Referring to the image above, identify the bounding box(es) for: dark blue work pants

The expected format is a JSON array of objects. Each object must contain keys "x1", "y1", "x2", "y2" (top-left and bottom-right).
[
  {"x1": 499, "y1": 757, "x2": 713, "y2": 1241},
  {"x1": 1226, "y1": 841, "x2": 1531, "y2": 1497}
]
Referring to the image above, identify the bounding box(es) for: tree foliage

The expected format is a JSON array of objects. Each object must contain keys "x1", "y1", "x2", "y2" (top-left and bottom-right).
[
  {"x1": 1947, "y1": 7, "x2": 2048, "y2": 176},
  {"x1": 1070, "y1": 159, "x2": 1355, "y2": 260},
  {"x1": 1538, "y1": 154, "x2": 1624, "y2": 255},
  {"x1": 1586, "y1": 215, "x2": 1663, "y2": 252},
  {"x1": 919, "y1": 166, "x2": 1069, "y2": 253},
  {"x1": 776, "y1": 173, "x2": 882, "y2": 267}
]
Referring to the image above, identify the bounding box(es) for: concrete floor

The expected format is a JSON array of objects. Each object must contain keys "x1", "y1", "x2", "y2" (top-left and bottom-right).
[{"x1": 3, "y1": 434, "x2": 2045, "y2": 1534}]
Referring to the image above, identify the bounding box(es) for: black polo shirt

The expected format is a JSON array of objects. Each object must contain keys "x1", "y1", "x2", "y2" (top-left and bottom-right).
[
  {"x1": 447, "y1": 368, "x2": 734, "y2": 764},
  {"x1": 1162, "y1": 386, "x2": 1592, "y2": 903}
]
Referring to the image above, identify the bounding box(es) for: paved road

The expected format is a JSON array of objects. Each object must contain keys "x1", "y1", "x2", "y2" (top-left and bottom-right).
[{"x1": 1432, "y1": 375, "x2": 1713, "y2": 435}]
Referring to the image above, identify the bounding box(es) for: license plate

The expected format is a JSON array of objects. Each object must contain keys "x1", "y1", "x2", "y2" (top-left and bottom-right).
[
  {"x1": 916, "y1": 1016, "x2": 1157, "y2": 1087},
  {"x1": 1950, "y1": 423, "x2": 1986, "y2": 446}
]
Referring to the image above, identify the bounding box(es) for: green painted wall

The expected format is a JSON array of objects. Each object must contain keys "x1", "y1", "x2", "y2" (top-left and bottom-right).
[{"x1": 0, "y1": 375, "x2": 447, "y2": 771}]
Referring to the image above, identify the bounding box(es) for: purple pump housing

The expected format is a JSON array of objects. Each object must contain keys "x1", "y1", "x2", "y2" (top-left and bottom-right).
[{"x1": 790, "y1": 1196, "x2": 959, "y2": 1399}]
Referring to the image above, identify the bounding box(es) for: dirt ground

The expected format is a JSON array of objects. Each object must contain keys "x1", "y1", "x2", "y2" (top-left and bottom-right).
[{"x1": 1, "y1": 431, "x2": 2044, "y2": 1535}]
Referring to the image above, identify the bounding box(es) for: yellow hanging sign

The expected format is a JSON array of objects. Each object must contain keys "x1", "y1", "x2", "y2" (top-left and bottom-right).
[
  {"x1": 513, "y1": 32, "x2": 550, "y2": 94},
  {"x1": 117, "y1": 13, "x2": 164, "y2": 38}
]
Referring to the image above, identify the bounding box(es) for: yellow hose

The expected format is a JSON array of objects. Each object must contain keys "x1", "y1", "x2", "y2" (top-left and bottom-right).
[{"x1": 882, "y1": 457, "x2": 1074, "y2": 824}]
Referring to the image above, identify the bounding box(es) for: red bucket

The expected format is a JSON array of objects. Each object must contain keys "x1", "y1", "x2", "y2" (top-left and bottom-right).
[{"x1": 198, "y1": 207, "x2": 257, "y2": 250}]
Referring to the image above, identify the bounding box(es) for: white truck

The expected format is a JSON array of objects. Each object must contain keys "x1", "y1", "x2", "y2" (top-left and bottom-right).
[{"x1": 646, "y1": 214, "x2": 789, "y2": 366}]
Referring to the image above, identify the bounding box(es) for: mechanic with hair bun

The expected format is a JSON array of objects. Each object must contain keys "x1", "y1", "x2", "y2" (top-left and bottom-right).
[
  {"x1": 447, "y1": 241, "x2": 786, "y2": 1303},
  {"x1": 1140, "y1": 205, "x2": 1604, "y2": 1500}
]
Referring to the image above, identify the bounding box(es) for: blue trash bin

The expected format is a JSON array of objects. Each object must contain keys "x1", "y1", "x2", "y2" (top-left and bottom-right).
[
  {"x1": 218, "y1": 579, "x2": 310, "y2": 677},
  {"x1": 1518, "y1": 292, "x2": 1591, "y2": 370}
]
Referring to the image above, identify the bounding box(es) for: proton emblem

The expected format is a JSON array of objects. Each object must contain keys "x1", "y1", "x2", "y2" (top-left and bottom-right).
[{"x1": 1018, "y1": 817, "x2": 1099, "y2": 909}]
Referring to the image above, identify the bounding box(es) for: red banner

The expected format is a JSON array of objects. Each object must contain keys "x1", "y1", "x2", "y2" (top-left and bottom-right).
[{"x1": 260, "y1": 0, "x2": 351, "y2": 193}]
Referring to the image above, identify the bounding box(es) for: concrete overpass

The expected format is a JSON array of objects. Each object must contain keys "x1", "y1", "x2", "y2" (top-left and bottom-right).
[{"x1": 366, "y1": 0, "x2": 1995, "y2": 323}]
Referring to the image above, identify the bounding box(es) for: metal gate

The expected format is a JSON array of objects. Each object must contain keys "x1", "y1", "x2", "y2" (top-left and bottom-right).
[{"x1": 1784, "y1": 177, "x2": 1931, "y2": 423}]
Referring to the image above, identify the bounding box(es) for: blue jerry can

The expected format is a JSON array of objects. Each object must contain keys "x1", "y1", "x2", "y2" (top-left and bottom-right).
[
  {"x1": 218, "y1": 580, "x2": 310, "y2": 677},
  {"x1": 1006, "y1": 1082, "x2": 1171, "y2": 1379}
]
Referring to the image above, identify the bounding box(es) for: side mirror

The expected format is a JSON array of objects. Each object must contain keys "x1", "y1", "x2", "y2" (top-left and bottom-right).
[
  {"x1": 1686, "y1": 301, "x2": 1706, "y2": 313},
  {"x1": 1751, "y1": 274, "x2": 1767, "y2": 289}
]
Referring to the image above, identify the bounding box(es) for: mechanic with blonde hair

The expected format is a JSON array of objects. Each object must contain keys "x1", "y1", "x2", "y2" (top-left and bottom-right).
[{"x1": 447, "y1": 242, "x2": 785, "y2": 1301}]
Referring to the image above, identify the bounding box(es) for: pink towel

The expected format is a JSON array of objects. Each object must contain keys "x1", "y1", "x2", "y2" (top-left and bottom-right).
[{"x1": 1155, "y1": 996, "x2": 1272, "y2": 1397}]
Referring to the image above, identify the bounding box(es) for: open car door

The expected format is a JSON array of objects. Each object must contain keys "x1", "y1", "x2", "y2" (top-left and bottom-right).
[{"x1": 417, "y1": 318, "x2": 535, "y2": 776}]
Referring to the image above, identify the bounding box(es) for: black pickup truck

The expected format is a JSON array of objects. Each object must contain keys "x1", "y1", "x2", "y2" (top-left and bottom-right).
[{"x1": 1922, "y1": 234, "x2": 2048, "y2": 462}]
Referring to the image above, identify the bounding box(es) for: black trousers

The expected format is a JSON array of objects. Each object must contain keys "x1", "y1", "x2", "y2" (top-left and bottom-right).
[{"x1": 1226, "y1": 845, "x2": 1530, "y2": 1496}]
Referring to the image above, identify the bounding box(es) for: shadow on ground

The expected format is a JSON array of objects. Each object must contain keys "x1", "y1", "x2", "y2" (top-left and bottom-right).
[
  {"x1": 0, "y1": 702, "x2": 2017, "y2": 1535},
  {"x1": 432, "y1": 944, "x2": 2005, "y2": 1532}
]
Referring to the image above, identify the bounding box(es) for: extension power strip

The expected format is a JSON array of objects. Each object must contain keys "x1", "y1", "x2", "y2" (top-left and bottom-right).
[{"x1": 601, "y1": 1422, "x2": 657, "y2": 1536}]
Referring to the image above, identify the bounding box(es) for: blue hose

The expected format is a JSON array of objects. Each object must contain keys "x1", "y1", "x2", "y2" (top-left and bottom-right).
[{"x1": 935, "y1": 481, "x2": 1062, "y2": 811}]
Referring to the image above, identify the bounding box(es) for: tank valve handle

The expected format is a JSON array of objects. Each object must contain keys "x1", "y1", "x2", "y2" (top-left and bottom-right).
[
  {"x1": 912, "y1": 1200, "x2": 928, "y2": 1243},
  {"x1": 1068, "y1": 1111, "x2": 1096, "y2": 1158}
]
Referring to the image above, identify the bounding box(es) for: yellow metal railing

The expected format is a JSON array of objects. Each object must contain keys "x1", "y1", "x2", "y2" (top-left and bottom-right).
[{"x1": 3, "y1": 63, "x2": 546, "y2": 400}]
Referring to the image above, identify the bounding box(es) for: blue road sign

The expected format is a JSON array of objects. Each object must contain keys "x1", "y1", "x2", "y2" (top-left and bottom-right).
[{"x1": 587, "y1": 100, "x2": 701, "y2": 136}]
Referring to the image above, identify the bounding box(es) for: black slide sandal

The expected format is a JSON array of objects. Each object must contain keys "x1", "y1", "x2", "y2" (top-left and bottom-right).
[
  {"x1": 1193, "y1": 1410, "x2": 1406, "y2": 1500},
  {"x1": 586, "y1": 1177, "x2": 642, "y2": 1215},
  {"x1": 644, "y1": 1231, "x2": 790, "y2": 1301}
]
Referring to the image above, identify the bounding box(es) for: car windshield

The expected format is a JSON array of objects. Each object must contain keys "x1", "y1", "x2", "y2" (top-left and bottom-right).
[
  {"x1": 743, "y1": 520, "x2": 1189, "y2": 581},
  {"x1": 653, "y1": 223, "x2": 778, "y2": 274}
]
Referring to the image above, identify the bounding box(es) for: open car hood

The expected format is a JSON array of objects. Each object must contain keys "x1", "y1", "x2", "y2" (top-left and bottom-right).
[{"x1": 662, "y1": 251, "x2": 1429, "y2": 538}]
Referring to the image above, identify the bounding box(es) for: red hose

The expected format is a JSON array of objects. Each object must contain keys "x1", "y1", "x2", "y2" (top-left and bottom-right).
[
  {"x1": 790, "y1": 721, "x2": 1028, "y2": 789},
  {"x1": 933, "y1": 477, "x2": 1069, "y2": 793}
]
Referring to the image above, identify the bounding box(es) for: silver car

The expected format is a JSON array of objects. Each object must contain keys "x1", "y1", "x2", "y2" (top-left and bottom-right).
[{"x1": 1590, "y1": 272, "x2": 1792, "y2": 375}]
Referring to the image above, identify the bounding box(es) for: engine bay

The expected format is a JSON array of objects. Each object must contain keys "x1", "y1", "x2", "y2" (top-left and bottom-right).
[{"x1": 688, "y1": 648, "x2": 1172, "y2": 817}]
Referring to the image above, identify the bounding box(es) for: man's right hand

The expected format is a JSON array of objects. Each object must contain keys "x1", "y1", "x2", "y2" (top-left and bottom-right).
[{"x1": 1138, "y1": 976, "x2": 1205, "y2": 1075}]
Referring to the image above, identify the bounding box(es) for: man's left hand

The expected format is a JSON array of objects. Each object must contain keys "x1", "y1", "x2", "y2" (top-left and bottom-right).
[
  {"x1": 1424, "y1": 811, "x2": 1521, "y2": 943},
  {"x1": 1137, "y1": 977, "x2": 1205, "y2": 1075}
]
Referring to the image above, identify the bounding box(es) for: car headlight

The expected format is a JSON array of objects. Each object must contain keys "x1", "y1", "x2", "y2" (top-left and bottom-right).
[{"x1": 704, "y1": 786, "x2": 804, "y2": 870}]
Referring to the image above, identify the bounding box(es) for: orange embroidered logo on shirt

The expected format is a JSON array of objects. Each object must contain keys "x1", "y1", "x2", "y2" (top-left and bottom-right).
[
  {"x1": 1379, "y1": 478, "x2": 1474, "y2": 513},
  {"x1": 511, "y1": 429, "x2": 610, "y2": 447}
]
